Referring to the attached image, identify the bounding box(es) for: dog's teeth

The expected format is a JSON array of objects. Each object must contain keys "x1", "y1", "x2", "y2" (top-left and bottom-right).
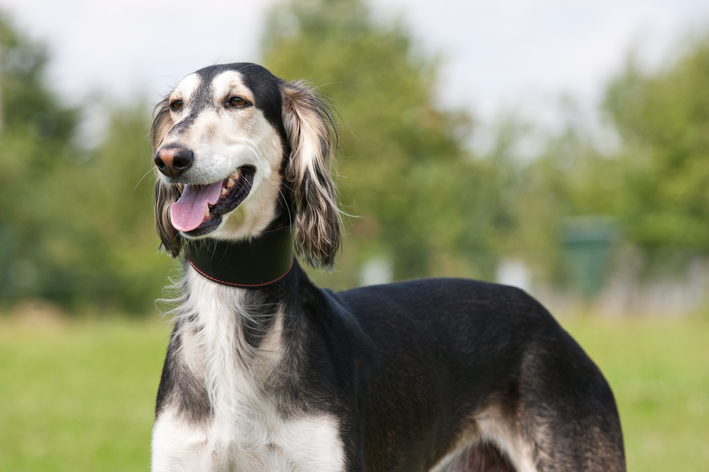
[
  {"x1": 205, "y1": 209, "x2": 210, "y2": 218},
  {"x1": 227, "y1": 178, "x2": 235, "y2": 188},
  {"x1": 232, "y1": 170, "x2": 240, "y2": 180},
  {"x1": 221, "y1": 188, "x2": 228, "y2": 196}
]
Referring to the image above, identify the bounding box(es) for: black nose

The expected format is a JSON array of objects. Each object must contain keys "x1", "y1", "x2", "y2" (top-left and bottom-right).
[{"x1": 154, "y1": 147, "x2": 194, "y2": 178}]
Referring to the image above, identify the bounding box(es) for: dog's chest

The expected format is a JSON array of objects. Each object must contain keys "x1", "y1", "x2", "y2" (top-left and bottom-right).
[
  {"x1": 152, "y1": 403, "x2": 344, "y2": 472},
  {"x1": 152, "y1": 335, "x2": 346, "y2": 472},
  {"x1": 152, "y1": 281, "x2": 345, "y2": 471}
]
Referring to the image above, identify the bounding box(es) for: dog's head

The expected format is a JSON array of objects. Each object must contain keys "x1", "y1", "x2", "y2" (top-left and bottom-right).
[{"x1": 152, "y1": 63, "x2": 340, "y2": 269}]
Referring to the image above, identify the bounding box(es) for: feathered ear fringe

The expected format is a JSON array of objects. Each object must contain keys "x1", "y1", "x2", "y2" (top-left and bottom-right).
[
  {"x1": 151, "y1": 98, "x2": 183, "y2": 258},
  {"x1": 281, "y1": 81, "x2": 341, "y2": 270}
]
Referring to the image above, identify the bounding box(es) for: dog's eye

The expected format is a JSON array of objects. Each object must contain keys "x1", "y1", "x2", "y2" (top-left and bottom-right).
[
  {"x1": 170, "y1": 100, "x2": 183, "y2": 111},
  {"x1": 228, "y1": 97, "x2": 249, "y2": 107}
]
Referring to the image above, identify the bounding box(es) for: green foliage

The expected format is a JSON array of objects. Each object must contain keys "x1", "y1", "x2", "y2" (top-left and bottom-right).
[
  {"x1": 4, "y1": 0, "x2": 709, "y2": 308},
  {"x1": 261, "y1": 0, "x2": 640, "y2": 287},
  {"x1": 0, "y1": 15, "x2": 168, "y2": 310},
  {"x1": 479, "y1": 32, "x2": 709, "y2": 283},
  {"x1": 521, "y1": 34, "x2": 709, "y2": 282},
  {"x1": 38, "y1": 102, "x2": 171, "y2": 310},
  {"x1": 0, "y1": 14, "x2": 80, "y2": 302},
  {"x1": 604, "y1": 40, "x2": 709, "y2": 252},
  {"x1": 263, "y1": 0, "x2": 487, "y2": 283}
]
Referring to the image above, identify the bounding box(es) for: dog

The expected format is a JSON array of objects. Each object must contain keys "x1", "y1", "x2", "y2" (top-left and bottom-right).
[{"x1": 150, "y1": 62, "x2": 626, "y2": 472}]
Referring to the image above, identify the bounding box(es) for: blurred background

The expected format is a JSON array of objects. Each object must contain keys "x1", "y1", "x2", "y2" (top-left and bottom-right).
[{"x1": 0, "y1": 0, "x2": 708, "y2": 470}]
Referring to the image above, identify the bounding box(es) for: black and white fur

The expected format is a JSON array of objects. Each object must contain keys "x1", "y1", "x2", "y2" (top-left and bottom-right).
[{"x1": 150, "y1": 63, "x2": 626, "y2": 472}]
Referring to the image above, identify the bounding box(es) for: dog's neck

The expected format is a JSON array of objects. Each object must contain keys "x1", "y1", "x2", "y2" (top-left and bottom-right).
[
  {"x1": 174, "y1": 231, "x2": 310, "y2": 414},
  {"x1": 177, "y1": 225, "x2": 299, "y2": 373},
  {"x1": 186, "y1": 226, "x2": 295, "y2": 288}
]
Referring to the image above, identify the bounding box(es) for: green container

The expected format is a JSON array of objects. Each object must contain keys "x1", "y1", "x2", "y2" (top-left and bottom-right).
[{"x1": 562, "y1": 216, "x2": 617, "y2": 300}]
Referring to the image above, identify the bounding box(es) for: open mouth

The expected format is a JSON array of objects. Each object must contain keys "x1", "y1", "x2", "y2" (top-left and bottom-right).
[{"x1": 170, "y1": 166, "x2": 255, "y2": 237}]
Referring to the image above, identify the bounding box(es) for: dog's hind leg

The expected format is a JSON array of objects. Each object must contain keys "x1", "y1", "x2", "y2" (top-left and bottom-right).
[
  {"x1": 435, "y1": 442, "x2": 518, "y2": 472},
  {"x1": 501, "y1": 338, "x2": 627, "y2": 472},
  {"x1": 437, "y1": 337, "x2": 626, "y2": 472}
]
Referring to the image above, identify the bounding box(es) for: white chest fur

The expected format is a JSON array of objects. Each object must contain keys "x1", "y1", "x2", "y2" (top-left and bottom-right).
[
  {"x1": 152, "y1": 407, "x2": 345, "y2": 472},
  {"x1": 152, "y1": 270, "x2": 345, "y2": 472}
]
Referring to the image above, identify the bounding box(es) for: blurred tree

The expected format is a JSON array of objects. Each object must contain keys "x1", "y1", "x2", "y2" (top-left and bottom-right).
[
  {"x1": 0, "y1": 14, "x2": 167, "y2": 311},
  {"x1": 262, "y1": 0, "x2": 490, "y2": 284},
  {"x1": 0, "y1": 14, "x2": 80, "y2": 302},
  {"x1": 40, "y1": 101, "x2": 172, "y2": 311},
  {"x1": 604, "y1": 39, "x2": 709, "y2": 254},
  {"x1": 262, "y1": 0, "x2": 709, "y2": 293},
  {"x1": 500, "y1": 36, "x2": 709, "y2": 286}
]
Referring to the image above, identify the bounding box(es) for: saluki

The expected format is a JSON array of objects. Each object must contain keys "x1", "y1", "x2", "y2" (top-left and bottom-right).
[{"x1": 150, "y1": 62, "x2": 625, "y2": 472}]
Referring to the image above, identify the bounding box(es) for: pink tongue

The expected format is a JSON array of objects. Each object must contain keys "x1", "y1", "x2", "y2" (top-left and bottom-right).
[{"x1": 170, "y1": 182, "x2": 223, "y2": 232}]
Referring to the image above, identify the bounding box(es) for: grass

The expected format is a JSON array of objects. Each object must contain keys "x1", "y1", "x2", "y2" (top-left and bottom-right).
[
  {"x1": 560, "y1": 314, "x2": 709, "y2": 472},
  {"x1": 0, "y1": 313, "x2": 170, "y2": 472},
  {"x1": 0, "y1": 308, "x2": 707, "y2": 471}
]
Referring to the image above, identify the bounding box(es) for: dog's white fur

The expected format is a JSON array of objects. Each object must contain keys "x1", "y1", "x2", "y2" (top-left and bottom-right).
[{"x1": 152, "y1": 270, "x2": 346, "y2": 472}]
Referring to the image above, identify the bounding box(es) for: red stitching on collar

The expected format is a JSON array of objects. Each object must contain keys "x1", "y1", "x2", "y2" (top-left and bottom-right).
[{"x1": 188, "y1": 256, "x2": 294, "y2": 287}]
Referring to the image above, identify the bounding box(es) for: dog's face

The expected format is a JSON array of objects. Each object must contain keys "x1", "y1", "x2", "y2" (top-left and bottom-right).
[
  {"x1": 152, "y1": 63, "x2": 341, "y2": 269},
  {"x1": 154, "y1": 65, "x2": 286, "y2": 241}
]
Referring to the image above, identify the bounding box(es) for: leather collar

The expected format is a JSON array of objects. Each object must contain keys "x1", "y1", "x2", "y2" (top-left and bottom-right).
[{"x1": 187, "y1": 226, "x2": 294, "y2": 288}]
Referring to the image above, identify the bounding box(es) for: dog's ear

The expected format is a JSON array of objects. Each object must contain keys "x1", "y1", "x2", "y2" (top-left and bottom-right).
[
  {"x1": 151, "y1": 98, "x2": 183, "y2": 258},
  {"x1": 281, "y1": 81, "x2": 341, "y2": 270}
]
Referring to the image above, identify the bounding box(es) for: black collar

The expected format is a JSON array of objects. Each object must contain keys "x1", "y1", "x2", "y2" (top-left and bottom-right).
[{"x1": 187, "y1": 226, "x2": 294, "y2": 288}]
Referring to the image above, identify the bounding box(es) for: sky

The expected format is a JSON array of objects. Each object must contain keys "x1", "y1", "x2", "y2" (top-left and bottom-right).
[{"x1": 2, "y1": 0, "x2": 709, "y2": 122}]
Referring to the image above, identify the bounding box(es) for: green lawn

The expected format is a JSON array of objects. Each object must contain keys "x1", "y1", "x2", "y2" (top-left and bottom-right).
[
  {"x1": 1, "y1": 311, "x2": 707, "y2": 471},
  {"x1": 0, "y1": 315, "x2": 170, "y2": 472},
  {"x1": 560, "y1": 315, "x2": 709, "y2": 472}
]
